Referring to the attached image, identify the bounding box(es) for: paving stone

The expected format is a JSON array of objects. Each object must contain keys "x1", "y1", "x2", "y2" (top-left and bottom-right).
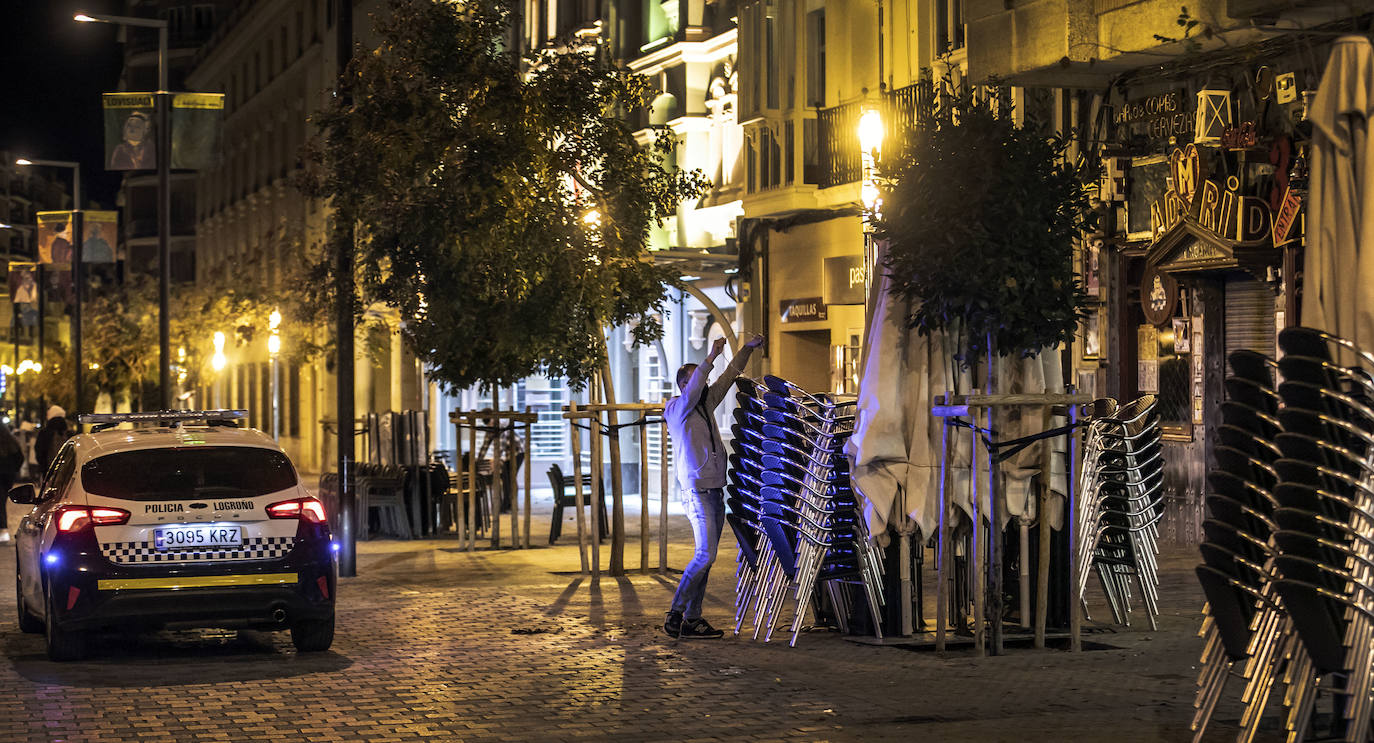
[{"x1": 0, "y1": 498, "x2": 1249, "y2": 741}]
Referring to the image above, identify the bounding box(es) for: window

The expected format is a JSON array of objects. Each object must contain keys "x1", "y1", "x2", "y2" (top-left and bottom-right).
[
  {"x1": 165, "y1": 6, "x2": 186, "y2": 35},
  {"x1": 193, "y1": 5, "x2": 216, "y2": 32},
  {"x1": 785, "y1": 121, "x2": 794, "y2": 185},
  {"x1": 803, "y1": 117, "x2": 819, "y2": 183},
  {"x1": 82, "y1": 447, "x2": 298, "y2": 500},
  {"x1": 936, "y1": 0, "x2": 965, "y2": 54},
  {"x1": 806, "y1": 10, "x2": 825, "y2": 107},
  {"x1": 43, "y1": 443, "x2": 76, "y2": 495},
  {"x1": 765, "y1": 14, "x2": 777, "y2": 109}
]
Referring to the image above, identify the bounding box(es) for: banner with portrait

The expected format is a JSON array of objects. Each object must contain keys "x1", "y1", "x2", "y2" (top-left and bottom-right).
[
  {"x1": 45, "y1": 264, "x2": 72, "y2": 308},
  {"x1": 171, "y1": 93, "x2": 224, "y2": 170},
  {"x1": 7, "y1": 263, "x2": 37, "y2": 329},
  {"x1": 81, "y1": 211, "x2": 119, "y2": 263},
  {"x1": 102, "y1": 93, "x2": 156, "y2": 170},
  {"x1": 36, "y1": 211, "x2": 75, "y2": 264}
]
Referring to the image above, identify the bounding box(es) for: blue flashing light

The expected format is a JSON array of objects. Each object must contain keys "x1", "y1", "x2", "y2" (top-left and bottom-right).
[
  {"x1": 330, "y1": 541, "x2": 341, "y2": 553},
  {"x1": 44, "y1": 552, "x2": 59, "y2": 566}
]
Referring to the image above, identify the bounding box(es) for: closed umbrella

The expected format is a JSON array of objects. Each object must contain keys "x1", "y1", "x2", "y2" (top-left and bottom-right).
[
  {"x1": 845, "y1": 242, "x2": 953, "y2": 545},
  {"x1": 1302, "y1": 35, "x2": 1374, "y2": 354}
]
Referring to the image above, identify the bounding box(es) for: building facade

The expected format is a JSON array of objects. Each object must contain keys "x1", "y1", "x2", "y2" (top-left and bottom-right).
[
  {"x1": 966, "y1": 0, "x2": 1359, "y2": 542},
  {"x1": 184, "y1": 0, "x2": 420, "y2": 473}
]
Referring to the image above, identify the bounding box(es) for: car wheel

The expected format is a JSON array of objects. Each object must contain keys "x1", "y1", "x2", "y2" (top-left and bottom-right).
[
  {"x1": 15, "y1": 569, "x2": 41, "y2": 634},
  {"x1": 290, "y1": 613, "x2": 334, "y2": 652},
  {"x1": 44, "y1": 585, "x2": 86, "y2": 662}
]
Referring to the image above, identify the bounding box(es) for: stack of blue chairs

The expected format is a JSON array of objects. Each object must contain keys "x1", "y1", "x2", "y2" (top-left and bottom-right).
[{"x1": 725, "y1": 374, "x2": 885, "y2": 646}]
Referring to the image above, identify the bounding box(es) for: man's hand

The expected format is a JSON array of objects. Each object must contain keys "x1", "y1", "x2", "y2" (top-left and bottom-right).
[
  {"x1": 707, "y1": 336, "x2": 727, "y2": 361},
  {"x1": 744, "y1": 334, "x2": 765, "y2": 349}
]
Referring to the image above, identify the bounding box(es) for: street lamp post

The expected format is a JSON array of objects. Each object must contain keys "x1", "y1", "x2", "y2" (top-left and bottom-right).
[
  {"x1": 15, "y1": 158, "x2": 84, "y2": 417},
  {"x1": 75, "y1": 11, "x2": 172, "y2": 410},
  {"x1": 0, "y1": 223, "x2": 28, "y2": 420},
  {"x1": 268, "y1": 310, "x2": 281, "y2": 439}
]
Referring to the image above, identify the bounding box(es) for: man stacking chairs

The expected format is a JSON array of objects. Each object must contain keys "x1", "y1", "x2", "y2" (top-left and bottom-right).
[
  {"x1": 1074, "y1": 395, "x2": 1166, "y2": 630},
  {"x1": 725, "y1": 374, "x2": 884, "y2": 646}
]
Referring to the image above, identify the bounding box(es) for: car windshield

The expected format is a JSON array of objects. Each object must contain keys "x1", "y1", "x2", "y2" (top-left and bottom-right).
[{"x1": 81, "y1": 446, "x2": 298, "y2": 501}]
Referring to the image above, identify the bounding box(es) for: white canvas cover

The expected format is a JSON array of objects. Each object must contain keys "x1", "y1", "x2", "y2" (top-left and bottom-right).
[{"x1": 1303, "y1": 36, "x2": 1374, "y2": 353}]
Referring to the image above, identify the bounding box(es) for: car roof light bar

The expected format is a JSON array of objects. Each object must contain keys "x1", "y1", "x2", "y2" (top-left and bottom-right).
[{"x1": 79, "y1": 410, "x2": 248, "y2": 432}]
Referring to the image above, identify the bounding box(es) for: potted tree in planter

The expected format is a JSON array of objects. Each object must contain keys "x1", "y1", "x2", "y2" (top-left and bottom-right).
[{"x1": 869, "y1": 80, "x2": 1093, "y2": 652}]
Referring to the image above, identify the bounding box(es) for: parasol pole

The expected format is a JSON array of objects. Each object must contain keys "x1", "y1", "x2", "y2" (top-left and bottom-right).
[
  {"x1": 1068, "y1": 389, "x2": 1082, "y2": 651},
  {"x1": 935, "y1": 390, "x2": 952, "y2": 651},
  {"x1": 970, "y1": 386, "x2": 984, "y2": 657}
]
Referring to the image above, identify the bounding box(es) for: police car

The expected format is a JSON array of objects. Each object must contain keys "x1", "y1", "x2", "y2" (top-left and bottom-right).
[{"x1": 11, "y1": 411, "x2": 336, "y2": 661}]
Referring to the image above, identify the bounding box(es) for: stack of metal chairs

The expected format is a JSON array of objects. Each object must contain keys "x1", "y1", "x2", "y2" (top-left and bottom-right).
[
  {"x1": 1074, "y1": 395, "x2": 1166, "y2": 630},
  {"x1": 1193, "y1": 327, "x2": 1374, "y2": 742},
  {"x1": 725, "y1": 374, "x2": 885, "y2": 646}
]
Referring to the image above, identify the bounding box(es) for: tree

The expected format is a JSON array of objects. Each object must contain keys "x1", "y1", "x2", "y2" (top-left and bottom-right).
[
  {"x1": 875, "y1": 81, "x2": 1091, "y2": 362},
  {"x1": 302, "y1": 0, "x2": 708, "y2": 390}
]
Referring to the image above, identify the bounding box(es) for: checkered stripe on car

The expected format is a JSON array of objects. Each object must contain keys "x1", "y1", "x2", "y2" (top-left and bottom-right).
[{"x1": 100, "y1": 536, "x2": 295, "y2": 564}]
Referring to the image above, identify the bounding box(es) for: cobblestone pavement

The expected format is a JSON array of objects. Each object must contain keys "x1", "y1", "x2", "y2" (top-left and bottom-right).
[{"x1": 0, "y1": 498, "x2": 1256, "y2": 742}]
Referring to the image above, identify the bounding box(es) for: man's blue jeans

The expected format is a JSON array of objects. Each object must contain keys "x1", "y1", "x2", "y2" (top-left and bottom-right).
[{"x1": 670, "y1": 487, "x2": 724, "y2": 620}]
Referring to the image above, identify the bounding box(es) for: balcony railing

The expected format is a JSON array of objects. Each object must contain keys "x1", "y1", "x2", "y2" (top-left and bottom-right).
[{"x1": 817, "y1": 81, "x2": 935, "y2": 189}]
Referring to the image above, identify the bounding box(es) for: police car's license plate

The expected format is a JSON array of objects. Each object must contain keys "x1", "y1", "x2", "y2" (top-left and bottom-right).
[{"x1": 154, "y1": 526, "x2": 243, "y2": 550}]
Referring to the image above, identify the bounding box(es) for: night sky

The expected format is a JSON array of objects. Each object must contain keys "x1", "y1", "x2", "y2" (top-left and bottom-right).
[{"x1": 2, "y1": 0, "x2": 128, "y2": 208}]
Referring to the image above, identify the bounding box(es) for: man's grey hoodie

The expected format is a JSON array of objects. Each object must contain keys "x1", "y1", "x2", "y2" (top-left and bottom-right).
[{"x1": 664, "y1": 351, "x2": 750, "y2": 492}]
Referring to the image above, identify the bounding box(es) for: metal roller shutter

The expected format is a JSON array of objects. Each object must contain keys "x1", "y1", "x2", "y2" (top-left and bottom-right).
[{"x1": 1224, "y1": 275, "x2": 1277, "y2": 361}]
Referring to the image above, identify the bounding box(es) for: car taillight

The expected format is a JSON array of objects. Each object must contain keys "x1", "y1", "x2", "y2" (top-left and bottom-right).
[
  {"x1": 56, "y1": 506, "x2": 130, "y2": 532},
  {"x1": 267, "y1": 498, "x2": 327, "y2": 524}
]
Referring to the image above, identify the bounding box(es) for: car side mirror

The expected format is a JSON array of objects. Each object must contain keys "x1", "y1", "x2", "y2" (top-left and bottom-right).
[{"x1": 8, "y1": 483, "x2": 36, "y2": 505}]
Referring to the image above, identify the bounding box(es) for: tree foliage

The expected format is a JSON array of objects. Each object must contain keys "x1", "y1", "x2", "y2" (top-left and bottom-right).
[
  {"x1": 30, "y1": 268, "x2": 327, "y2": 415},
  {"x1": 874, "y1": 81, "x2": 1091, "y2": 360},
  {"x1": 302, "y1": 0, "x2": 708, "y2": 389}
]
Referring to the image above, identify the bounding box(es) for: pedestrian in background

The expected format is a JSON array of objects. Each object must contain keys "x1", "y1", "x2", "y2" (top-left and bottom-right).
[
  {"x1": 0, "y1": 423, "x2": 23, "y2": 542},
  {"x1": 663, "y1": 332, "x2": 764, "y2": 639},
  {"x1": 35, "y1": 405, "x2": 69, "y2": 478}
]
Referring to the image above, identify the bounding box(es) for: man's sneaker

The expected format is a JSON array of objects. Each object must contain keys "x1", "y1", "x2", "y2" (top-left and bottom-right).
[
  {"x1": 677, "y1": 617, "x2": 724, "y2": 639},
  {"x1": 663, "y1": 611, "x2": 683, "y2": 638},
  {"x1": 0, "y1": 530, "x2": 11, "y2": 543}
]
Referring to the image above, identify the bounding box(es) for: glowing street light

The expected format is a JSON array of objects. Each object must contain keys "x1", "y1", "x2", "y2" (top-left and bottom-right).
[
  {"x1": 211, "y1": 331, "x2": 227, "y2": 372},
  {"x1": 857, "y1": 108, "x2": 885, "y2": 157}
]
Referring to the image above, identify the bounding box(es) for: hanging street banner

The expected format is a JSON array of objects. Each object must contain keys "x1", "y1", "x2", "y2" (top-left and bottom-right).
[
  {"x1": 82, "y1": 211, "x2": 119, "y2": 263},
  {"x1": 171, "y1": 93, "x2": 225, "y2": 170},
  {"x1": 8, "y1": 263, "x2": 37, "y2": 329},
  {"x1": 35, "y1": 211, "x2": 75, "y2": 264},
  {"x1": 103, "y1": 93, "x2": 156, "y2": 170}
]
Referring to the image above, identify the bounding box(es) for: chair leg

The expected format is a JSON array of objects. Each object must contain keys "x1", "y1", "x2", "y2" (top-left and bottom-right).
[{"x1": 550, "y1": 501, "x2": 563, "y2": 544}]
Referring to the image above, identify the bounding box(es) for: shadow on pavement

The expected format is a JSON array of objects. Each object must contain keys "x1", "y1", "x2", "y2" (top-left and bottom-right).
[{"x1": 5, "y1": 629, "x2": 352, "y2": 686}]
